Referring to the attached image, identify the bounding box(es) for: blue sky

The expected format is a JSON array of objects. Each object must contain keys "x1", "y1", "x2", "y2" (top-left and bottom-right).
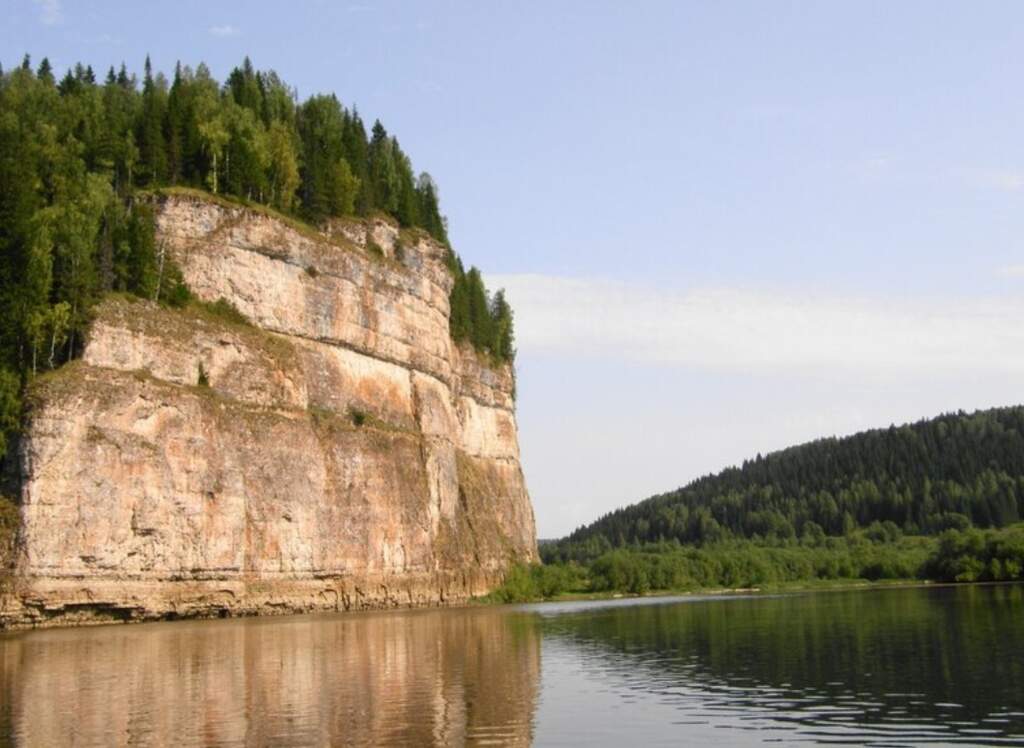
[{"x1": 7, "y1": 1, "x2": 1024, "y2": 536}]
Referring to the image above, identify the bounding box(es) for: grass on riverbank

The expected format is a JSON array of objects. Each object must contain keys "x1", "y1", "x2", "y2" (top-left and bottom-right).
[{"x1": 485, "y1": 524, "x2": 1024, "y2": 604}]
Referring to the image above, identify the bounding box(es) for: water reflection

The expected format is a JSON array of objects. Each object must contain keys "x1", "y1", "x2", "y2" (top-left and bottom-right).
[
  {"x1": 533, "y1": 585, "x2": 1024, "y2": 745},
  {"x1": 1, "y1": 585, "x2": 1023, "y2": 746},
  {"x1": 0, "y1": 607, "x2": 539, "y2": 747}
]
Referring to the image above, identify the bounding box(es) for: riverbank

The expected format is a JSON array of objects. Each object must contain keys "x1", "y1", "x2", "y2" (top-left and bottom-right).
[
  {"x1": 4, "y1": 526, "x2": 1021, "y2": 631},
  {"x1": 546, "y1": 576, "x2": 928, "y2": 602},
  {"x1": 477, "y1": 573, "x2": 929, "y2": 606},
  {"x1": 483, "y1": 525, "x2": 1024, "y2": 604}
]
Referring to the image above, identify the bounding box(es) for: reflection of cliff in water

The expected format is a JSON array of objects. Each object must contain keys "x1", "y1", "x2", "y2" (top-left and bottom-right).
[
  {"x1": 0, "y1": 606, "x2": 540, "y2": 746},
  {"x1": 539, "y1": 585, "x2": 1024, "y2": 739}
]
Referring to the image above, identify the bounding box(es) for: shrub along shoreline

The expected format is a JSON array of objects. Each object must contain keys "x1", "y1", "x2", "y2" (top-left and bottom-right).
[{"x1": 484, "y1": 524, "x2": 1024, "y2": 603}]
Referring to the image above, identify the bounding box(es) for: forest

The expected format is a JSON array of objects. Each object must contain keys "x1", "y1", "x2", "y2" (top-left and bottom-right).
[
  {"x1": 543, "y1": 406, "x2": 1024, "y2": 564},
  {"x1": 0, "y1": 55, "x2": 514, "y2": 459},
  {"x1": 486, "y1": 406, "x2": 1024, "y2": 602},
  {"x1": 492, "y1": 524, "x2": 1024, "y2": 602}
]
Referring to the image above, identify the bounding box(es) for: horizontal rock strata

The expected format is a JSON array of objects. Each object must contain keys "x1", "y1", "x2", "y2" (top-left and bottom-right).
[{"x1": 1, "y1": 195, "x2": 536, "y2": 628}]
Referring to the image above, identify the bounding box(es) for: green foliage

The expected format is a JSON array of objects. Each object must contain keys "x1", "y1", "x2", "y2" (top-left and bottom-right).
[
  {"x1": 0, "y1": 495, "x2": 19, "y2": 576},
  {"x1": 537, "y1": 533, "x2": 939, "y2": 597},
  {"x1": 447, "y1": 253, "x2": 516, "y2": 364},
  {"x1": 0, "y1": 370, "x2": 20, "y2": 458},
  {"x1": 488, "y1": 562, "x2": 587, "y2": 602},
  {"x1": 923, "y1": 525, "x2": 1024, "y2": 582},
  {"x1": 2, "y1": 52, "x2": 448, "y2": 265},
  {"x1": 195, "y1": 297, "x2": 250, "y2": 326},
  {"x1": 546, "y1": 407, "x2": 1024, "y2": 563},
  {"x1": 349, "y1": 407, "x2": 367, "y2": 427},
  {"x1": 197, "y1": 362, "x2": 209, "y2": 387},
  {"x1": 493, "y1": 528, "x2": 983, "y2": 602}
]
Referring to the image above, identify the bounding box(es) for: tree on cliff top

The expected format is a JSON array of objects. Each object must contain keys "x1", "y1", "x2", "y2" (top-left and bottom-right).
[{"x1": 0, "y1": 54, "x2": 511, "y2": 460}]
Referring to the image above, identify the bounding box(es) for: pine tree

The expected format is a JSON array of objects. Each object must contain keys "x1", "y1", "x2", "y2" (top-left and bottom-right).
[
  {"x1": 490, "y1": 289, "x2": 515, "y2": 362},
  {"x1": 296, "y1": 95, "x2": 340, "y2": 219},
  {"x1": 448, "y1": 256, "x2": 470, "y2": 342},
  {"x1": 125, "y1": 202, "x2": 158, "y2": 298},
  {"x1": 393, "y1": 140, "x2": 420, "y2": 227},
  {"x1": 344, "y1": 108, "x2": 372, "y2": 214},
  {"x1": 137, "y1": 55, "x2": 168, "y2": 185},
  {"x1": 165, "y1": 63, "x2": 185, "y2": 182},
  {"x1": 465, "y1": 267, "x2": 492, "y2": 352},
  {"x1": 226, "y1": 57, "x2": 263, "y2": 114},
  {"x1": 368, "y1": 121, "x2": 399, "y2": 214},
  {"x1": 416, "y1": 173, "x2": 447, "y2": 243}
]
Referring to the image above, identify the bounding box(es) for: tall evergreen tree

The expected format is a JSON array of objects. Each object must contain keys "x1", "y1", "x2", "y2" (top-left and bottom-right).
[
  {"x1": 367, "y1": 121, "x2": 399, "y2": 214},
  {"x1": 137, "y1": 56, "x2": 168, "y2": 185},
  {"x1": 465, "y1": 267, "x2": 492, "y2": 352},
  {"x1": 296, "y1": 94, "x2": 346, "y2": 220},
  {"x1": 343, "y1": 108, "x2": 372, "y2": 214},
  {"x1": 490, "y1": 289, "x2": 515, "y2": 361}
]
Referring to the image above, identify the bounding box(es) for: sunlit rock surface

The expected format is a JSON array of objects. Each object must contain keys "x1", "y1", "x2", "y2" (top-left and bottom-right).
[{"x1": 1, "y1": 194, "x2": 537, "y2": 628}]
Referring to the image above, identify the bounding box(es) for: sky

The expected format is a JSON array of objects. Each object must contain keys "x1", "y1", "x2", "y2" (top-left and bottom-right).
[{"x1": 6, "y1": 1, "x2": 1024, "y2": 537}]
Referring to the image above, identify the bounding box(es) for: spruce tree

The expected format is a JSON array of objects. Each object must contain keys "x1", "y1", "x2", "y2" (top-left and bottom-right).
[
  {"x1": 465, "y1": 267, "x2": 492, "y2": 352},
  {"x1": 490, "y1": 289, "x2": 515, "y2": 362},
  {"x1": 37, "y1": 58, "x2": 54, "y2": 86},
  {"x1": 343, "y1": 108, "x2": 372, "y2": 214},
  {"x1": 137, "y1": 56, "x2": 168, "y2": 185},
  {"x1": 448, "y1": 256, "x2": 470, "y2": 342}
]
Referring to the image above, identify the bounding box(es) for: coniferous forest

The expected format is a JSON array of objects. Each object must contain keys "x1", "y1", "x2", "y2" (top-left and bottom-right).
[
  {"x1": 0, "y1": 55, "x2": 514, "y2": 459},
  {"x1": 494, "y1": 407, "x2": 1024, "y2": 601},
  {"x1": 547, "y1": 406, "x2": 1024, "y2": 561}
]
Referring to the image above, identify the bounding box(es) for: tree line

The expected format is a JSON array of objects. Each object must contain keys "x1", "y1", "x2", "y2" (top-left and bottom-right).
[
  {"x1": 544, "y1": 407, "x2": 1024, "y2": 564},
  {"x1": 496, "y1": 523, "x2": 1024, "y2": 602},
  {"x1": 30, "y1": 53, "x2": 451, "y2": 236}
]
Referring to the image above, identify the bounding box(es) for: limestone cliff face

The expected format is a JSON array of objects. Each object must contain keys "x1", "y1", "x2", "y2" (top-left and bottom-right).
[{"x1": 0, "y1": 194, "x2": 537, "y2": 627}]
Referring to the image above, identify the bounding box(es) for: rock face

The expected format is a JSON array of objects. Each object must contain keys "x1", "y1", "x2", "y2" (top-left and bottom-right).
[{"x1": 0, "y1": 194, "x2": 537, "y2": 628}]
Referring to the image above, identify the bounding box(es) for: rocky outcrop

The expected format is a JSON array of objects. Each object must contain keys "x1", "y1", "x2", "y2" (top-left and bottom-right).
[{"x1": 0, "y1": 194, "x2": 537, "y2": 628}]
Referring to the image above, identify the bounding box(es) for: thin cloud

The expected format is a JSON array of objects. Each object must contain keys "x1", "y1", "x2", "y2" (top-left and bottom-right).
[
  {"x1": 208, "y1": 24, "x2": 240, "y2": 37},
  {"x1": 998, "y1": 265, "x2": 1024, "y2": 278},
  {"x1": 962, "y1": 168, "x2": 1024, "y2": 192},
  {"x1": 34, "y1": 0, "x2": 62, "y2": 25},
  {"x1": 851, "y1": 155, "x2": 891, "y2": 179},
  {"x1": 492, "y1": 274, "x2": 1024, "y2": 375}
]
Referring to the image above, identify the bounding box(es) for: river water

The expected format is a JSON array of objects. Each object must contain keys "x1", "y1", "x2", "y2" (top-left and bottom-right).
[{"x1": 1, "y1": 584, "x2": 1022, "y2": 746}]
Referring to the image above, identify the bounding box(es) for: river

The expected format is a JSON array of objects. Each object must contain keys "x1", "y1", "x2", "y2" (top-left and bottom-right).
[{"x1": 1, "y1": 584, "x2": 1022, "y2": 746}]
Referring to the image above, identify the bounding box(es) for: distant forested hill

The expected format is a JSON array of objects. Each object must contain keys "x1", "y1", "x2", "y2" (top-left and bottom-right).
[{"x1": 544, "y1": 407, "x2": 1024, "y2": 562}]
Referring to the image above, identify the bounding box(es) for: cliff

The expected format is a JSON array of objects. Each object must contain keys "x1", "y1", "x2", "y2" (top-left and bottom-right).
[{"x1": 0, "y1": 193, "x2": 537, "y2": 628}]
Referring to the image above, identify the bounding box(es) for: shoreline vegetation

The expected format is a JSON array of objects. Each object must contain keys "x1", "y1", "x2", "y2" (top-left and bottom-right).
[
  {"x1": 485, "y1": 577, "x2": 952, "y2": 607},
  {"x1": 483, "y1": 524, "x2": 1024, "y2": 604}
]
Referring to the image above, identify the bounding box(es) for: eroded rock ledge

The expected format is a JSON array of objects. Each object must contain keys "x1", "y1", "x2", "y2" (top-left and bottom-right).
[{"x1": 0, "y1": 195, "x2": 537, "y2": 628}]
